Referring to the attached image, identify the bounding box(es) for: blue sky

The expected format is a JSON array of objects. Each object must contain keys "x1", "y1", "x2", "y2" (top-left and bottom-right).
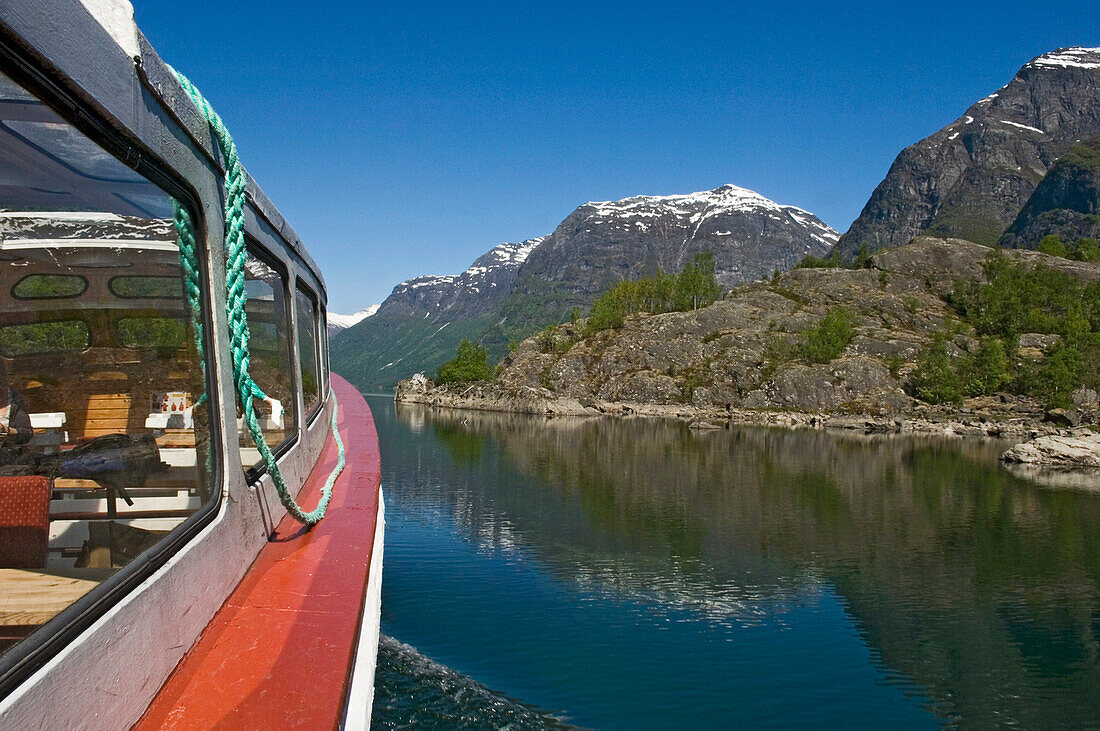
[{"x1": 133, "y1": 1, "x2": 1098, "y2": 313}]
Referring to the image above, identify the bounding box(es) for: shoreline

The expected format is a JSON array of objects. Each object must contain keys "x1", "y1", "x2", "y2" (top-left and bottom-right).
[{"x1": 394, "y1": 380, "x2": 1077, "y2": 442}]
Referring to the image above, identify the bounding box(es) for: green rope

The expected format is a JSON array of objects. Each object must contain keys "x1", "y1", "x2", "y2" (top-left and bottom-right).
[
  {"x1": 169, "y1": 67, "x2": 342, "y2": 526},
  {"x1": 173, "y1": 200, "x2": 207, "y2": 406}
]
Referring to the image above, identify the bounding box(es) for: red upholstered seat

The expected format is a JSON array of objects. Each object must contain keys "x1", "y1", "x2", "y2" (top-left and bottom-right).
[{"x1": 0, "y1": 476, "x2": 51, "y2": 568}]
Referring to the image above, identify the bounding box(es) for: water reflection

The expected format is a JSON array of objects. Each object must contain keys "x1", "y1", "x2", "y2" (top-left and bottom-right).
[{"x1": 385, "y1": 402, "x2": 1100, "y2": 727}]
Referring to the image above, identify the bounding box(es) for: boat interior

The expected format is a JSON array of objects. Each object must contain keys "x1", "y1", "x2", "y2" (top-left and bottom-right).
[{"x1": 0, "y1": 61, "x2": 323, "y2": 655}]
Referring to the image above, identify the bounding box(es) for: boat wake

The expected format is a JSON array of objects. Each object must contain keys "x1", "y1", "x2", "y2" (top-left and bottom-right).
[{"x1": 371, "y1": 635, "x2": 574, "y2": 729}]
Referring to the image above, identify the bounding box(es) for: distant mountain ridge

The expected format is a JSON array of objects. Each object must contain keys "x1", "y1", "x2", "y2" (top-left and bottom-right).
[
  {"x1": 377, "y1": 238, "x2": 544, "y2": 320},
  {"x1": 333, "y1": 185, "x2": 837, "y2": 392},
  {"x1": 327, "y1": 306, "x2": 379, "y2": 336},
  {"x1": 836, "y1": 46, "x2": 1100, "y2": 257},
  {"x1": 330, "y1": 238, "x2": 548, "y2": 391},
  {"x1": 488, "y1": 184, "x2": 837, "y2": 346}
]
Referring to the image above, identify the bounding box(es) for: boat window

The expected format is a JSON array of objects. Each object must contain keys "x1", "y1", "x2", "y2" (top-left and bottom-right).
[
  {"x1": 240, "y1": 245, "x2": 297, "y2": 470},
  {"x1": 115, "y1": 317, "x2": 188, "y2": 349},
  {"x1": 295, "y1": 284, "x2": 321, "y2": 418},
  {"x1": 319, "y1": 306, "x2": 330, "y2": 397},
  {"x1": 108, "y1": 276, "x2": 183, "y2": 299},
  {"x1": 0, "y1": 69, "x2": 215, "y2": 664},
  {"x1": 11, "y1": 274, "x2": 88, "y2": 300},
  {"x1": 0, "y1": 321, "x2": 91, "y2": 357}
]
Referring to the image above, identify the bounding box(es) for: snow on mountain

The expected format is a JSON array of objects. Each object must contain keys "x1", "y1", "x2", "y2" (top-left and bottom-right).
[
  {"x1": 512, "y1": 184, "x2": 839, "y2": 302},
  {"x1": 327, "y1": 305, "x2": 379, "y2": 335},
  {"x1": 0, "y1": 209, "x2": 174, "y2": 241},
  {"x1": 381, "y1": 237, "x2": 547, "y2": 317},
  {"x1": 583, "y1": 184, "x2": 839, "y2": 249},
  {"x1": 1026, "y1": 47, "x2": 1100, "y2": 71},
  {"x1": 837, "y1": 46, "x2": 1100, "y2": 256}
]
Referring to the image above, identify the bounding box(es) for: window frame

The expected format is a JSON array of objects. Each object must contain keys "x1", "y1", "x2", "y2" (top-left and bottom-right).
[
  {"x1": 294, "y1": 279, "x2": 324, "y2": 425},
  {"x1": 241, "y1": 237, "x2": 300, "y2": 484},
  {"x1": 0, "y1": 40, "x2": 225, "y2": 701}
]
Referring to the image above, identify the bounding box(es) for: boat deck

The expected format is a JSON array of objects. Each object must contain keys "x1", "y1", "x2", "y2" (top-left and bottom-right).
[{"x1": 134, "y1": 374, "x2": 382, "y2": 728}]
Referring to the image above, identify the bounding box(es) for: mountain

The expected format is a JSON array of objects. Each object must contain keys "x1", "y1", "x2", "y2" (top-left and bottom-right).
[
  {"x1": 333, "y1": 185, "x2": 837, "y2": 393},
  {"x1": 330, "y1": 239, "x2": 544, "y2": 392},
  {"x1": 327, "y1": 306, "x2": 379, "y2": 336},
  {"x1": 0, "y1": 209, "x2": 173, "y2": 240},
  {"x1": 836, "y1": 47, "x2": 1100, "y2": 258},
  {"x1": 1000, "y1": 134, "x2": 1100, "y2": 248},
  {"x1": 487, "y1": 184, "x2": 837, "y2": 347}
]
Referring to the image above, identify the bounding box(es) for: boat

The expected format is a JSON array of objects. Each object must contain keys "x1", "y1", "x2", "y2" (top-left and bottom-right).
[{"x1": 0, "y1": 0, "x2": 384, "y2": 727}]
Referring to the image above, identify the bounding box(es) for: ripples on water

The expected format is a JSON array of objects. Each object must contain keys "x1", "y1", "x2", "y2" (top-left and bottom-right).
[
  {"x1": 368, "y1": 395, "x2": 1100, "y2": 728},
  {"x1": 372, "y1": 635, "x2": 570, "y2": 730}
]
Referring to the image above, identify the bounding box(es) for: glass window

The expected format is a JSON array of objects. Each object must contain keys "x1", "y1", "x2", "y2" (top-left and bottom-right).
[
  {"x1": 108, "y1": 276, "x2": 183, "y2": 299},
  {"x1": 12, "y1": 274, "x2": 87, "y2": 299},
  {"x1": 240, "y1": 246, "x2": 296, "y2": 470},
  {"x1": 115, "y1": 317, "x2": 188, "y2": 349},
  {"x1": 320, "y1": 306, "x2": 330, "y2": 397},
  {"x1": 0, "y1": 69, "x2": 213, "y2": 663},
  {"x1": 295, "y1": 285, "x2": 321, "y2": 417},
  {"x1": 0, "y1": 320, "x2": 90, "y2": 356}
]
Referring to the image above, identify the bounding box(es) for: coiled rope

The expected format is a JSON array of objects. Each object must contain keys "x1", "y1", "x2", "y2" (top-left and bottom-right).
[{"x1": 170, "y1": 67, "x2": 342, "y2": 526}]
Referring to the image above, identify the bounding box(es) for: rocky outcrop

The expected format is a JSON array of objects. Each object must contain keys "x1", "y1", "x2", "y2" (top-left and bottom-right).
[
  {"x1": 836, "y1": 47, "x2": 1100, "y2": 257},
  {"x1": 398, "y1": 237, "x2": 1099, "y2": 439},
  {"x1": 1001, "y1": 432, "x2": 1100, "y2": 468},
  {"x1": 1000, "y1": 134, "x2": 1100, "y2": 248}
]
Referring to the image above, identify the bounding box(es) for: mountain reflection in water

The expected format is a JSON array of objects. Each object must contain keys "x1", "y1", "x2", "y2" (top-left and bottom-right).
[{"x1": 374, "y1": 395, "x2": 1100, "y2": 728}]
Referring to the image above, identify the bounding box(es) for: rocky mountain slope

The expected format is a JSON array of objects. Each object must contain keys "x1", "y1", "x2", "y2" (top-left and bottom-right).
[
  {"x1": 401, "y1": 238, "x2": 1100, "y2": 435},
  {"x1": 334, "y1": 185, "x2": 837, "y2": 392},
  {"x1": 493, "y1": 185, "x2": 836, "y2": 343},
  {"x1": 330, "y1": 238, "x2": 544, "y2": 391},
  {"x1": 1000, "y1": 134, "x2": 1100, "y2": 248},
  {"x1": 836, "y1": 47, "x2": 1100, "y2": 257}
]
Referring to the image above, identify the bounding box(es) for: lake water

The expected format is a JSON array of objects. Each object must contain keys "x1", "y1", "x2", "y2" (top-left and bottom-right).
[{"x1": 367, "y1": 394, "x2": 1100, "y2": 729}]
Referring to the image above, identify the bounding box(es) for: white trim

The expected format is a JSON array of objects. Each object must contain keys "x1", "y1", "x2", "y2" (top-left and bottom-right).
[
  {"x1": 342, "y1": 491, "x2": 385, "y2": 730},
  {"x1": 77, "y1": 0, "x2": 140, "y2": 60},
  {"x1": 0, "y1": 239, "x2": 176, "y2": 251}
]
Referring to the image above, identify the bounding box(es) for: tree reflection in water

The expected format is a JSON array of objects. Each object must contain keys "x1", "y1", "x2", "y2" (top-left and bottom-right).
[{"x1": 390, "y1": 402, "x2": 1100, "y2": 727}]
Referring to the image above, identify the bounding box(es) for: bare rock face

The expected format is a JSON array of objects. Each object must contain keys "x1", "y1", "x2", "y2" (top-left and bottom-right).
[
  {"x1": 1002, "y1": 433, "x2": 1100, "y2": 468},
  {"x1": 836, "y1": 47, "x2": 1100, "y2": 257},
  {"x1": 480, "y1": 237, "x2": 1100, "y2": 419},
  {"x1": 394, "y1": 373, "x2": 433, "y2": 400},
  {"x1": 514, "y1": 185, "x2": 837, "y2": 298},
  {"x1": 1001, "y1": 134, "x2": 1100, "y2": 248}
]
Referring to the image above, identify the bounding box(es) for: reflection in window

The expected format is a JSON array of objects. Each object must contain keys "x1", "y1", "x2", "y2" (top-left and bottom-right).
[
  {"x1": 295, "y1": 285, "x2": 321, "y2": 416},
  {"x1": 115, "y1": 317, "x2": 187, "y2": 349},
  {"x1": 241, "y1": 248, "x2": 296, "y2": 469},
  {"x1": 12, "y1": 274, "x2": 87, "y2": 299},
  {"x1": 0, "y1": 69, "x2": 213, "y2": 661},
  {"x1": 109, "y1": 275, "x2": 183, "y2": 299},
  {"x1": 0, "y1": 321, "x2": 90, "y2": 356}
]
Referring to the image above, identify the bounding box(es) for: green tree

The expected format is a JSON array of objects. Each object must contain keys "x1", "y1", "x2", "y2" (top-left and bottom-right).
[
  {"x1": 1038, "y1": 234, "x2": 1068, "y2": 257},
  {"x1": 436, "y1": 338, "x2": 493, "y2": 384},
  {"x1": 908, "y1": 333, "x2": 965, "y2": 405},
  {"x1": 962, "y1": 337, "x2": 1011, "y2": 397},
  {"x1": 1072, "y1": 237, "x2": 1100, "y2": 262},
  {"x1": 1035, "y1": 346, "x2": 1084, "y2": 408},
  {"x1": 798, "y1": 307, "x2": 857, "y2": 363}
]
